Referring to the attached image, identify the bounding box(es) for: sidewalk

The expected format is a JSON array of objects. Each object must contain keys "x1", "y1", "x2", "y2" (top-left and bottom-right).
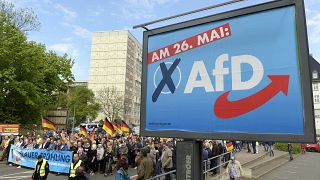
[{"x1": 208, "y1": 146, "x2": 289, "y2": 180}]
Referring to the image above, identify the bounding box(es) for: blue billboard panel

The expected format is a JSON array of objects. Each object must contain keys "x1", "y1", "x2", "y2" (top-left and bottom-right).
[{"x1": 142, "y1": 1, "x2": 315, "y2": 142}]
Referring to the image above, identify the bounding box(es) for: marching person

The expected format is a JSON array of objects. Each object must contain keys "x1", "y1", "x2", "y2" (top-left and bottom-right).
[
  {"x1": 288, "y1": 143, "x2": 294, "y2": 161},
  {"x1": 226, "y1": 156, "x2": 243, "y2": 180},
  {"x1": 69, "y1": 154, "x2": 84, "y2": 180},
  {"x1": 32, "y1": 155, "x2": 49, "y2": 180}
]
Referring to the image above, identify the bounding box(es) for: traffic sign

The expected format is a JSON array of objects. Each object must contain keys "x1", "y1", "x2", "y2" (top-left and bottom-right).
[{"x1": 141, "y1": 0, "x2": 316, "y2": 142}]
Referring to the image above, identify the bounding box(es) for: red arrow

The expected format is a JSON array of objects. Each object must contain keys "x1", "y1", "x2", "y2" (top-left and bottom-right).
[{"x1": 214, "y1": 75, "x2": 289, "y2": 119}]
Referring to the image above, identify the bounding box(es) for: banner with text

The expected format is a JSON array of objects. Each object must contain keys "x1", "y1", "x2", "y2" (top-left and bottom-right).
[{"x1": 8, "y1": 145, "x2": 72, "y2": 173}]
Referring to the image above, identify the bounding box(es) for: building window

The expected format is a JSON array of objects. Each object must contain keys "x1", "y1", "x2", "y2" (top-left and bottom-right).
[
  {"x1": 315, "y1": 110, "x2": 320, "y2": 118},
  {"x1": 313, "y1": 84, "x2": 319, "y2": 91},
  {"x1": 314, "y1": 95, "x2": 320, "y2": 103},
  {"x1": 313, "y1": 71, "x2": 318, "y2": 79}
]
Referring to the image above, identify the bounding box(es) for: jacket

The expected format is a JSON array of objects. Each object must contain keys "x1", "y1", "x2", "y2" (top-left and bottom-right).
[
  {"x1": 115, "y1": 168, "x2": 130, "y2": 180},
  {"x1": 226, "y1": 160, "x2": 243, "y2": 178},
  {"x1": 137, "y1": 157, "x2": 154, "y2": 180}
]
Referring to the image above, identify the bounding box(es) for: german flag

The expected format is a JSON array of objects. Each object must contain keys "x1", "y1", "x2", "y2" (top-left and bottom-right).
[
  {"x1": 42, "y1": 117, "x2": 56, "y2": 130},
  {"x1": 90, "y1": 128, "x2": 95, "y2": 142},
  {"x1": 226, "y1": 142, "x2": 234, "y2": 152},
  {"x1": 112, "y1": 119, "x2": 122, "y2": 134},
  {"x1": 121, "y1": 120, "x2": 130, "y2": 133},
  {"x1": 79, "y1": 126, "x2": 87, "y2": 136},
  {"x1": 103, "y1": 118, "x2": 115, "y2": 136}
]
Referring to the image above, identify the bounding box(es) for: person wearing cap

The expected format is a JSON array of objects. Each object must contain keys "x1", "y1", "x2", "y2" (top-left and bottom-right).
[
  {"x1": 225, "y1": 156, "x2": 243, "y2": 180},
  {"x1": 69, "y1": 153, "x2": 84, "y2": 180},
  {"x1": 32, "y1": 155, "x2": 49, "y2": 180}
]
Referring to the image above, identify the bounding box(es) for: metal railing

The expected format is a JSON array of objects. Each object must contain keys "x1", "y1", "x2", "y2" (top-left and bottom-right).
[
  {"x1": 147, "y1": 169, "x2": 176, "y2": 180},
  {"x1": 203, "y1": 151, "x2": 233, "y2": 180},
  {"x1": 141, "y1": 151, "x2": 233, "y2": 180}
]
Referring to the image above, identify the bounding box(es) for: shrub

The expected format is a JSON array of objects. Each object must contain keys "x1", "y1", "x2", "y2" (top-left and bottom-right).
[{"x1": 275, "y1": 143, "x2": 301, "y2": 154}]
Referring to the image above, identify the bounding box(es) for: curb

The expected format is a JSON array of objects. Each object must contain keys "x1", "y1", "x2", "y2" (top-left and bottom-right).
[
  {"x1": 250, "y1": 152, "x2": 288, "y2": 170},
  {"x1": 208, "y1": 153, "x2": 268, "y2": 180},
  {"x1": 252, "y1": 153, "x2": 301, "y2": 179},
  {"x1": 242, "y1": 152, "x2": 268, "y2": 167}
]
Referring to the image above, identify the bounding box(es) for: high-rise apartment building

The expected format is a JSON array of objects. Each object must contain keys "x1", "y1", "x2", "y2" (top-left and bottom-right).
[{"x1": 88, "y1": 30, "x2": 142, "y2": 125}]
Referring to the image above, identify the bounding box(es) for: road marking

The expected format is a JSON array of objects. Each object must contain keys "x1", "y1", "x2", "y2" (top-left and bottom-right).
[
  {"x1": 0, "y1": 170, "x2": 33, "y2": 177},
  {"x1": 0, "y1": 175, "x2": 31, "y2": 179}
]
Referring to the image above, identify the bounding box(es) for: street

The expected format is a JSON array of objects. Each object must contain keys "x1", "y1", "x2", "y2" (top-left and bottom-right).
[
  {"x1": 0, "y1": 163, "x2": 138, "y2": 180},
  {"x1": 260, "y1": 152, "x2": 320, "y2": 180}
]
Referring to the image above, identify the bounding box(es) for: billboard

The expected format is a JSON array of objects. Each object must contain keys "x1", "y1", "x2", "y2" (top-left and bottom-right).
[
  {"x1": 0, "y1": 124, "x2": 20, "y2": 136},
  {"x1": 141, "y1": 0, "x2": 316, "y2": 142}
]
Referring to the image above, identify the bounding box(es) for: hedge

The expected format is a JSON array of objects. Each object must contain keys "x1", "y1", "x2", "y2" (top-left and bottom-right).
[{"x1": 275, "y1": 143, "x2": 301, "y2": 154}]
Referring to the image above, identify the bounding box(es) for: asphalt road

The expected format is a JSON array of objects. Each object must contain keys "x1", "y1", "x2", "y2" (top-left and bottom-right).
[
  {"x1": 0, "y1": 163, "x2": 138, "y2": 180},
  {"x1": 260, "y1": 152, "x2": 320, "y2": 180}
]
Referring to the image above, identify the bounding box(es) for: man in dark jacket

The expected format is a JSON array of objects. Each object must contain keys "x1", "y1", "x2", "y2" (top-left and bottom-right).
[
  {"x1": 288, "y1": 143, "x2": 293, "y2": 161},
  {"x1": 43, "y1": 138, "x2": 51, "y2": 150},
  {"x1": 211, "y1": 141, "x2": 220, "y2": 175},
  {"x1": 32, "y1": 155, "x2": 49, "y2": 180}
]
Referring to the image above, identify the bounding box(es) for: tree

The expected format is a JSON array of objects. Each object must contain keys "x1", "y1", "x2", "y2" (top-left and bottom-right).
[
  {"x1": 66, "y1": 87, "x2": 100, "y2": 126},
  {"x1": 0, "y1": 0, "x2": 40, "y2": 32},
  {"x1": 95, "y1": 86, "x2": 124, "y2": 121},
  {"x1": 0, "y1": 11, "x2": 74, "y2": 124}
]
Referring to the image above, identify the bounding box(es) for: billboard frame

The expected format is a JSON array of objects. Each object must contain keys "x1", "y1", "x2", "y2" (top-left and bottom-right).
[{"x1": 140, "y1": 0, "x2": 316, "y2": 142}]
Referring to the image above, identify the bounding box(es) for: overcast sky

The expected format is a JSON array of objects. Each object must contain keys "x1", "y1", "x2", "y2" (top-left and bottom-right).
[{"x1": 10, "y1": 0, "x2": 320, "y2": 80}]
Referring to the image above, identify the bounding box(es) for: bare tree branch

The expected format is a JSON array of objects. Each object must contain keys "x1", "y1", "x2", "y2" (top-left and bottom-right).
[
  {"x1": 95, "y1": 86, "x2": 124, "y2": 121},
  {"x1": 0, "y1": 0, "x2": 40, "y2": 32}
]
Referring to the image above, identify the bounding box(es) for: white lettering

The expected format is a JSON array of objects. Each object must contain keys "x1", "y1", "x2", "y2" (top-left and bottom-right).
[
  {"x1": 197, "y1": 33, "x2": 209, "y2": 46},
  {"x1": 159, "y1": 48, "x2": 170, "y2": 60},
  {"x1": 185, "y1": 155, "x2": 192, "y2": 180},
  {"x1": 220, "y1": 27, "x2": 225, "y2": 37},
  {"x1": 152, "y1": 52, "x2": 159, "y2": 62},
  {"x1": 212, "y1": 54, "x2": 229, "y2": 91},
  {"x1": 231, "y1": 55, "x2": 264, "y2": 90},
  {"x1": 184, "y1": 61, "x2": 214, "y2": 93},
  {"x1": 210, "y1": 29, "x2": 220, "y2": 41}
]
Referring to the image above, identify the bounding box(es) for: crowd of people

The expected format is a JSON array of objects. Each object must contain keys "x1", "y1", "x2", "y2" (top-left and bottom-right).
[
  {"x1": 0, "y1": 128, "x2": 279, "y2": 180},
  {"x1": 0, "y1": 128, "x2": 178, "y2": 180}
]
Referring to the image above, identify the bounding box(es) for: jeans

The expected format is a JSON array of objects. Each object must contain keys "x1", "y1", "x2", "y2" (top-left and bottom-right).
[
  {"x1": 164, "y1": 168, "x2": 172, "y2": 180},
  {"x1": 289, "y1": 151, "x2": 293, "y2": 160}
]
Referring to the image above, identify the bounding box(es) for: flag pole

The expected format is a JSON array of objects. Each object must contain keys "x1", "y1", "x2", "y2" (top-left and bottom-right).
[{"x1": 72, "y1": 106, "x2": 76, "y2": 133}]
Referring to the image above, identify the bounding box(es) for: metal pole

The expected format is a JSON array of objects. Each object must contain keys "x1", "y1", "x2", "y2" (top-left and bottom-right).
[
  {"x1": 72, "y1": 107, "x2": 76, "y2": 133},
  {"x1": 133, "y1": 0, "x2": 246, "y2": 29}
]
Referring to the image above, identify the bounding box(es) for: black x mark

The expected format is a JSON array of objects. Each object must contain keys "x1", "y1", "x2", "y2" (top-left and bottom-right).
[{"x1": 152, "y1": 58, "x2": 181, "y2": 102}]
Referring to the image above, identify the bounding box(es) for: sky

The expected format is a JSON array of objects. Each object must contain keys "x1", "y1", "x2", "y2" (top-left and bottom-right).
[{"x1": 9, "y1": 0, "x2": 320, "y2": 81}]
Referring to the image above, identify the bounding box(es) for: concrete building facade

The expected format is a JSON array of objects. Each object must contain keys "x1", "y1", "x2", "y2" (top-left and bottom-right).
[
  {"x1": 88, "y1": 30, "x2": 142, "y2": 125},
  {"x1": 310, "y1": 56, "x2": 320, "y2": 134}
]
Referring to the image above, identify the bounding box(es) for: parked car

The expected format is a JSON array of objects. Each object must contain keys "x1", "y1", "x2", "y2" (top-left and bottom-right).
[{"x1": 302, "y1": 141, "x2": 320, "y2": 152}]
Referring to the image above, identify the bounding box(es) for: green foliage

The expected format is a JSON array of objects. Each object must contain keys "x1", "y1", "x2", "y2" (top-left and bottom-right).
[
  {"x1": 275, "y1": 143, "x2": 301, "y2": 154},
  {"x1": 0, "y1": 9, "x2": 74, "y2": 124},
  {"x1": 65, "y1": 87, "x2": 100, "y2": 126}
]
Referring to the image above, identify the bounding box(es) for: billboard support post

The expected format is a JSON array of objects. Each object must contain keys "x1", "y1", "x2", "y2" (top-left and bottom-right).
[{"x1": 176, "y1": 140, "x2": 203, "y2": 180}]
